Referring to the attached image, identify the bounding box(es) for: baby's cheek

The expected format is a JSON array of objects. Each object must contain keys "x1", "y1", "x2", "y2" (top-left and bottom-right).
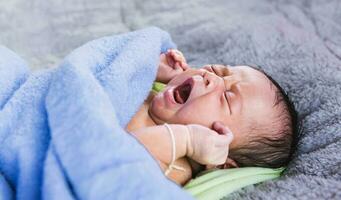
[
  {"x1": 174, "y1": 106, "x2": 219, "y2": 127},
  {"x1": 226, "y1": 118, "x2": 249, "y2": 148},
  {"x1": 151, "y1": 94, "x2": 164, "y2": 109},
  {"x1": 149, "y1": 96, "x2": 169, "y2": 120}
]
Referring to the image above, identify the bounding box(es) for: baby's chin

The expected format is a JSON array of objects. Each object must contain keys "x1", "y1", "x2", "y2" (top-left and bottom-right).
[{"x1": 148, "y1": 97, "x2": 169, "y2": 125}]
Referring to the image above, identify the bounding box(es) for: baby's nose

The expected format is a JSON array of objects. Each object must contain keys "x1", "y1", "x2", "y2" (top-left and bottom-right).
[
  {"x1": 202, "y1": 71, "x2": 219, "y2": 88},
  {"x1": 201, "y1": 71, "x2": 226, "y2": 93}
]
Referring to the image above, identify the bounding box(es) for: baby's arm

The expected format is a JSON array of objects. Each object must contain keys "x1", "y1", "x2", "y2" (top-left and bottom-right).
[
  {"x1": 130, "y1": 124, "x2": 192, "y2": 185},
  {"x1": 129, "y1": 122, "x2": 234, "y2": 185}
]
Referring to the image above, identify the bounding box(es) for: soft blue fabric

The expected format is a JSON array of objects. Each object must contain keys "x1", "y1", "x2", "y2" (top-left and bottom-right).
[{"x1": 0, "y1": 27, "x2": 192, "y2": 200}]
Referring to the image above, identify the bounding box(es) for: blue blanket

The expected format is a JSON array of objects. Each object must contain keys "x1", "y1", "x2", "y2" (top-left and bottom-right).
[{"x1": 0, "y1": 27, "x2": 192, "y2": 200}]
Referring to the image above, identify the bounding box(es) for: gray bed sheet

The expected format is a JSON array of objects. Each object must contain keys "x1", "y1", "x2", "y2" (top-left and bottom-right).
[{"x1": 0, "y1": 0, "x2": 340, "y2": 199}]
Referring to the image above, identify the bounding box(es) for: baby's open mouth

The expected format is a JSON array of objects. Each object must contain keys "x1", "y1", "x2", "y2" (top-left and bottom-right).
[{"x1": 173, "y1": 78, "x2": 193, "y2": 104}]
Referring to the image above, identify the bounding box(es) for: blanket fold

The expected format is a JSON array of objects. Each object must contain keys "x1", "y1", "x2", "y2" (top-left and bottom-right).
[{"x1": 0, "y1": 27, "x2": 192, "y2": 200}]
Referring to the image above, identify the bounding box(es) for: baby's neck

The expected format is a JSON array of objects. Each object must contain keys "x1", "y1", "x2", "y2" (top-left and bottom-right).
[
  {"x1": 126, "y1": 92, "x2": 157, "y2": 132},
  {"x1": 125, "y1": 92, "x2": 205, "y2": 179}
]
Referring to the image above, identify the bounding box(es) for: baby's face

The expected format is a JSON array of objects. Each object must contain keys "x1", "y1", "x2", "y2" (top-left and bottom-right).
[{"x1": 149, "y1": 65, "x2": 277, "y2": 149}]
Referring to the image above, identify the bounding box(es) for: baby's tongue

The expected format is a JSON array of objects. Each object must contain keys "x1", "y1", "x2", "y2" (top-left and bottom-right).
[
  {"x1": 174, "y1": 89, "x2": 185, "y2": 104},
  {"x1": 174, "y1": 83, "x2": 191, "y2": 104}
]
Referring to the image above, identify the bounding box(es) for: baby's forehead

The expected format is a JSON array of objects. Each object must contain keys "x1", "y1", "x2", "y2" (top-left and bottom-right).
[
  {"x1": 234, "y1": 66, "x2": 279, "y2": 115},
  {"x1": 231, "y1": 65, "x2": 267, "y2": 79},
  {"x1": 228, "y1": 65, "x2": 275, "y2": 90}
]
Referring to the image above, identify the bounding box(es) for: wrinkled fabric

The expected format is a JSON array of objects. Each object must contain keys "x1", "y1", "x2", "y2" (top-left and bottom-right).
[
  {"x1": 0, "y1": 27, "x2": 192, "y2": 200},
  {"x1": 0, "y1": 0, "x2": 340, "y2": 199}
]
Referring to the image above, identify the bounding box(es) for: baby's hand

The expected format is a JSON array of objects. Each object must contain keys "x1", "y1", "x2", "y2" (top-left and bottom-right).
[
  {"x1": 186, "y1": 122, "x2": 234, "y2": 166},
  {"x1": 167, "y1": 49, "x2": 188, "y2": 69},
  {"x1": 156, "y1": 49, "x2": 189, "y2": 83}
]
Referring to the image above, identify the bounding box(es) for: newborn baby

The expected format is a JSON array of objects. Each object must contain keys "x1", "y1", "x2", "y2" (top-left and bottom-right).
[{"x1": 126, "y1": 49, "x2": 297, "y2": 185}]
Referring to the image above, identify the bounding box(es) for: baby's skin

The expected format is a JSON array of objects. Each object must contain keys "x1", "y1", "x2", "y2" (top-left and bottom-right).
[{"x1": 126, "y1": 49, "x2": 277, "y2": 185}]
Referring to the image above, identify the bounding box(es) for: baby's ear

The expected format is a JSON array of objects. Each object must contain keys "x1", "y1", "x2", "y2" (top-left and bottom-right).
[{"x1": 221, "y1": 158, "x2": 239, "y2": 169}]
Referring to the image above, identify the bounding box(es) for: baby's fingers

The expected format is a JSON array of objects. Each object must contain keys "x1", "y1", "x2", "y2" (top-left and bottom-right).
[
  {"x1": 174, "y1": 62, "x2": 183, "y2": 71},
  {"x1": 170, "y1": 50, "x2": 185, "y2": 61},
  {"x1": 213, "y1": 121, "x2": 233, "y2": 136},
  {"x1": 215, "y1": 135, "x2": 233, "y2": 148},
  {"x1": 165, "y1": 54, "x2": 176, "y2": 69},
  {"x1": 211, "y1": 147, "x2": 229, "y2": 165},
  {"x1": 212, "y1": 122, "x2": 234, "y2": 146},
  {"x1": 180, "y1": 62, "x2": 189, "y2": 70}
]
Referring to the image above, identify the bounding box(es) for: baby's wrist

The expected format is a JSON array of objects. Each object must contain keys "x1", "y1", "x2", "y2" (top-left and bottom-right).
[
  {"x1": 168, "y1": 124, "x2": 190, "y2": 158},
  {"x1": 184, "y1": 125, "x2": 194, "y2": 158}
]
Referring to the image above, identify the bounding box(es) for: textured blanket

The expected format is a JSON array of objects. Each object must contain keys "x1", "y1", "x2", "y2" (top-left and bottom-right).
[
  {"x1": 0, "y1": 0, "x2": 340, "y2": 199},
  {"x1": 0, "y1": 27, "x2": 192, "y2": 200}
]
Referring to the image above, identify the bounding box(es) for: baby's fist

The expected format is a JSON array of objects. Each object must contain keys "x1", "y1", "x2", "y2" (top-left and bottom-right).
[
  {"x1": 167, "y1": 49, "x2": 188, "y2": 69},
  {"x1": 186, "y1": 122, "x2": 234, "y2": 166},
  {"x1": 156, "y1": 49, "x2": 189, "y2": 83}
]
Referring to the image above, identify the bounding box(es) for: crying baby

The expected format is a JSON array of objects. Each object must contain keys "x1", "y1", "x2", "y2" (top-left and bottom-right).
[{"x1": 126, "y1": 49, "x2": 298, "y2": 185}]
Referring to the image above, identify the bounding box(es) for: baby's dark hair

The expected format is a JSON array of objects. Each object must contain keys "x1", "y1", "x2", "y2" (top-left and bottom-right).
[{"x1": 229, "y1": 66, "x2": 298, "y2": 168}]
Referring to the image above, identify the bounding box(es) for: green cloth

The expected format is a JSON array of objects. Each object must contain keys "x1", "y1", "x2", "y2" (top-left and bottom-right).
[
  {"x1": 152, "y1": 81, "x2": 166, "y2": 93},
  {"x1": 184, "y1": 167, "x2": 284, "y2": 200}
]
